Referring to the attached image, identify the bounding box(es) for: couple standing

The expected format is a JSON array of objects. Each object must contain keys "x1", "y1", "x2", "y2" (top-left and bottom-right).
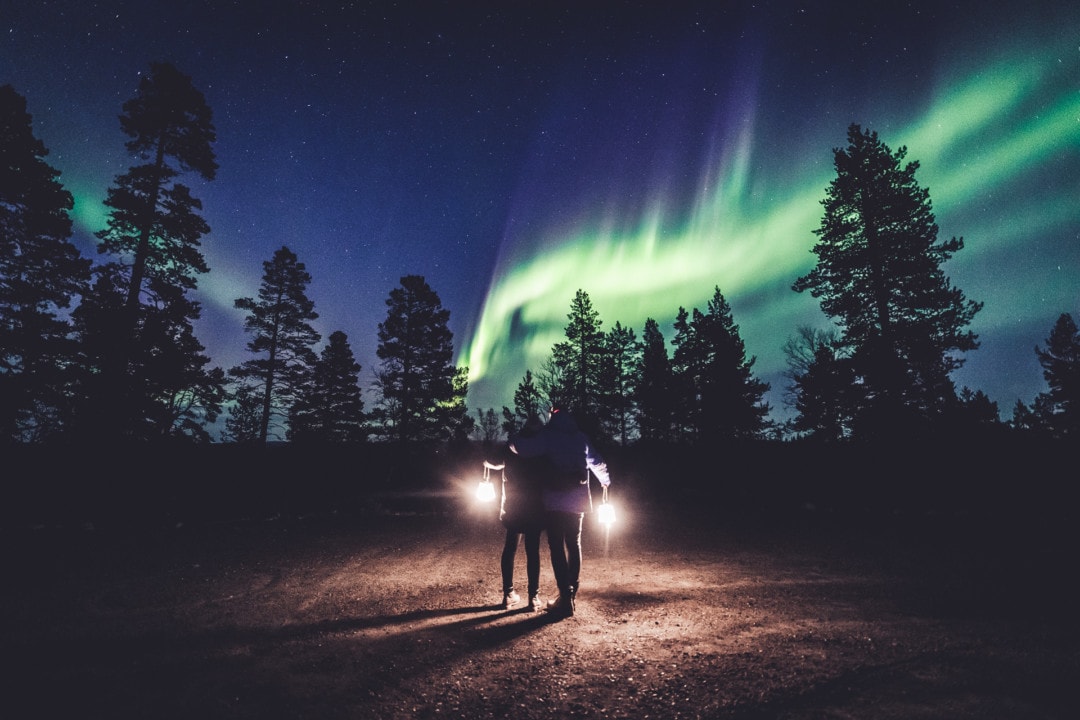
[{"x1": 499, "y1": 406, "x2": 611, "y2": 618}]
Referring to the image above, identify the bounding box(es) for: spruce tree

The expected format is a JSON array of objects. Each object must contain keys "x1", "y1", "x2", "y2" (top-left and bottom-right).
[
  {"x1": 0, "y1": 85, "x2": 91, "y2": 441},
  {"x1": 474, "y1": 408, "x2": 501, "y2": 444},
  {"x1": 599, "y1": 320, "x2": 640, "y2": 445},
  {"x1": 635, "y1": 318, "x2": 675, "y2": 443},
  {"x1": 782, "y1": 326, "x2": 856, "y2": 441},
  {"x1": 501, "y1": 369, "x2": 543, "y2": 436},
  {"x1": 231, "y1": 246, "x2": 320, "y2": 444},
  {"x1": 289, "y1": 330, "x2": 367, "y2": 443},
  {"x1": 373, "y1": 275, "x2": 464, "y2": 444},
  {"x1": 671, "y1": 287, "x2": 770, "y2": 442},
  {"x1": 545, "y1": 289, "x2": 605, "y2": 427},
  {"x1": 793, "y1": 124, "x2": 982, "y2": 437},
  {"x1": 222, "y1": 380, "x2": 263, "y2": 444},
  {"x1": 1032, "y1": 312, "x2": 1080, "y2": 438},
  {"x1": 73, "y1": 62, "x2": 222, "y2": 440}
]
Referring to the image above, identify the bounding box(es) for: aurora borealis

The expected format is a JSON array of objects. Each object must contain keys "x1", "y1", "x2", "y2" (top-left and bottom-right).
[
  {"x1": 4, "y1": 1, "x2": 1079, "y2": 427},
  {"x1": 465, "y1": 23, "x2": 1080, "y2": 416}
]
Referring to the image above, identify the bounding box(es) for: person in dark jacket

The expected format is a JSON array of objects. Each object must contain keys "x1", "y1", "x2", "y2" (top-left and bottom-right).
[
  {"x1": 509, "y1": 406, "x2": 610, "y2": 618},
  {"x1": 499, "y1": 413, "x2": 547, "y2": 610}
]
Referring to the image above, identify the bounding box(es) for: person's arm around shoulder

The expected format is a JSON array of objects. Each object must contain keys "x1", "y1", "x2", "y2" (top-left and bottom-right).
[{"x1": 509, "y1": 428, "x2": 546, "y2": 457}]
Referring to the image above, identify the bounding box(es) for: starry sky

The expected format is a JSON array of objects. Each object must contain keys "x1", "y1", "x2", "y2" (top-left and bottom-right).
[{"x1": 4, "y1": 1, "x2": 1079, "y2": 427}]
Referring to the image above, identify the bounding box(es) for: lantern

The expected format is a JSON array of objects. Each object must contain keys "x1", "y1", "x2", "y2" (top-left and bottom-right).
[
  {"x1": 477, "y1": 460, "x2": 502, "y2": 502},
  {"x1": 597, "y1": 485, "x2": 615, "y2": 526}
]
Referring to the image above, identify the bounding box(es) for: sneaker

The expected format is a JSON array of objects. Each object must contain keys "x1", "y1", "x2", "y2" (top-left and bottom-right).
[
  {"x1": 544, "y1": 593, "x2": 574, "y2": 617},
  {"x1": 502, "y1": 589, "x2": 521, "y2": 608},
  {"x1": 527, "y1": 593, "x2": 541, "y2": 611}
]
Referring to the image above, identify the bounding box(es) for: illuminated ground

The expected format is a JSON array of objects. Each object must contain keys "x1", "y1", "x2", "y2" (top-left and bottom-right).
[{"x1": 4, "y1": 487, "x2": 1073, "y2": 719}]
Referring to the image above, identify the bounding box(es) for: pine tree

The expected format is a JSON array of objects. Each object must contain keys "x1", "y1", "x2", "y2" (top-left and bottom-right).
[
  {"x1": 501, "y1": 369, "x2": 544, "y2": 436},
  {"x1": 545, "y1": 289, "x2": 605, "y2": 425},
  {"x1": 598, "y1": 320, "x2": 640, "y2": 445},
  {"x1": 671, "y1": 287, "x2": 770, "y2": 442},
  {"x1": 793, "y1": 124, "x2": 982, "y2": 438},
  {"x1": 474, "y1": 408, "x2": 501, "y2": 444},
  {"x1": 782, "y1": 326, "x2": 856, "y2": 441},
  {"x1": 448, "y1": 366, "x2": 474, "y2": 444},
  {"x1": 374, "y1": 275, "x2": 465, "y2": 444},
  {"x1": 231, "y1": 246, "x2": 320, "y2": 444},
  {"x1": 73, "y1": 62, "x2": 222, "y2": 440},
  {"x1": 289, "y1": 330, "x2": 366, "y2": 443},
  {"x1": 0, "y1": 85, "x2": 91, "y2": 441},
  {"x1": 635, "y1": 318, "x2": 675, "y2": 443},
  {"x1": 1031, "y1": 312, "x2": 1080, "y2": 438},
  {"x1": 537, "y1": 354, "x2": 572, "y2": 411},
  {"x1": 222, "y1": 380, "x2": 263, "y2": 444},
  {"x1": 565, "y1": 289, "x2": 605, "y2": 411}
]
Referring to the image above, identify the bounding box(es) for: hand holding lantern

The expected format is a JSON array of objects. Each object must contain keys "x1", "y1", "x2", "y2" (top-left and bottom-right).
[
  {"x1": 477, "y1": 460, "x2": 502, "y2": 502},
  {"x1": 597, "y1": 485, "x2": 615, "y2": 526}
]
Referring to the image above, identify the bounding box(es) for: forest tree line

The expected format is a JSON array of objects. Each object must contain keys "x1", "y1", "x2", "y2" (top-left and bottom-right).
[{"x1": 2, "y1": 63, "x2": 1077, "y2": 447}]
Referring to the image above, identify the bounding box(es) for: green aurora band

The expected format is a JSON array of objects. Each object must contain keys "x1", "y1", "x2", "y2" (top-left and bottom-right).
[{"x1": 462, "y1": 38, "x2": 1080, "y2": 414}]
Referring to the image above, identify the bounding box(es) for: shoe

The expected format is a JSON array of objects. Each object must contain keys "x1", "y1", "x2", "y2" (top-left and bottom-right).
[
  {"x1": 527, "y1": 593, "x2": 541, "y2": 611},
  {"x1": 502, "y1": 589, "x2": 521, "y2": 608},
  {"x1": 545, "y1": 593, "x2": 574, "y2": 617}
]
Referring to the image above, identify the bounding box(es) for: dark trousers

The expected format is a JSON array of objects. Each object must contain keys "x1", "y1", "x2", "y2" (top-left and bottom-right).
[
  {"x1": 546, "y1": 511, "x2": 584, "y2": 597},
  {"x1": 501, "y1": 528, "x2": 542, "y2": 595}
]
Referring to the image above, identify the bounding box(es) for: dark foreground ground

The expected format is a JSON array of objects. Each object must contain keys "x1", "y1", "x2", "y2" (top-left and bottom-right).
[{"x1": 2, "y1": 478, "x2": 1076, "y2": 720}]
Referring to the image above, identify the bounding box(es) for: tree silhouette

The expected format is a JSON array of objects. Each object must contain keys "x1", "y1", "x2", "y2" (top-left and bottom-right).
[
  {"x1": 0, "y1": 84, "x2": 91, "y2": 441},
  {"x1": 793, "y1": 124, "x2": 982, "y2": 438},
  {"x1": 783, "y1": 326, "x2": 856, "y2": 441},
  {"x1": 502, "y1": 369, "x2": 543, "y2": 436},
  {"x1": 599, "y1": 320, "x2": 640, "y2": 445},
  {"x1": 474, "y1": 407, "x2": 501, "y2": 444},
  {"x1": 289, "y1": 330, "x2": 367, "y2": 443},
  {"x1": 222, "y1": 379, "x2": 263, "y2": 444},
  {"x1": 231, "y1": 246, "x2": 320, "y2": 444},
  {"x1": 671, "y1": 287, "x2": 770, "y2": 442},
  {"x1": 73, "y1": 62, "x2": 222, "y2": 440},
  {"x1": 374, "y1": 275, "x2": 465, "y2": 444},
  {"x1": 1031, "y1": 312, "x2": 1079, "y2": 438},
  {"x1": 546, "y1": 289, "x2": 605, "y2": 424},
  {"x1": 635, "y1": 317, "x2": 676, "y2": 443}
]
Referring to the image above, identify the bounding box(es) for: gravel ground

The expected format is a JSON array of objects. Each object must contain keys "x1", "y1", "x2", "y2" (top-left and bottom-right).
[{"x1": 3, "y1": 491, "x2": 1075, "y2": 719}]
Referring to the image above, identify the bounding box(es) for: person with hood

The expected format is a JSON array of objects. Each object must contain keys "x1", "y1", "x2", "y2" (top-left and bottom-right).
[
  {"x1": 509, "y1": 406, "x2": 610, "y2": 618},
  {"x1": 498, "y1": 413, "x2": 547, "y2": 610}
]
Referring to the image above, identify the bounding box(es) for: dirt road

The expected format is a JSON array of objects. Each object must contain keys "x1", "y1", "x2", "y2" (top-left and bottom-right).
[{"x1": 3, "y1": 495, "x2": 1074, "y2": 719}]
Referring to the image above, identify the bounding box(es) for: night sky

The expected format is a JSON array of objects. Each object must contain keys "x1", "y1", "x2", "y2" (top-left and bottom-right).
[{"x1": 5, "y1": 1, "x2": 1079, "y2": 426}]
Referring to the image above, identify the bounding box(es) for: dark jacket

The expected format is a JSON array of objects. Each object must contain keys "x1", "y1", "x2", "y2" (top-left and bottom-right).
[
  {"x1": 500, "y1": 435, "x2": 546, "y2": 532},
  {"x1": 510, "y1": 410, "x2": 610, "y2": 514}
]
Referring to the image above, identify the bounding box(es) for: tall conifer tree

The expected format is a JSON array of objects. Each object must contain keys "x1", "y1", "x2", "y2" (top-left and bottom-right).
[
  {"x1": 501, "y1": 369, "x2": 543, "y2": 436},
  {"x1": 635, "y1": 318, "x2": 675, "y2": 443},
  {"x1": 793, "y1": 124, "x2": 982, "y2": 437},
  {"x1": 289, "y1": 330, "x2": 367, "y2": 443},
  {"x1": 0, "y1": 85, "x2": 91, "y2": 440},
  {"x1": 599, "y1": 320, "x2": 640, "y2": 445},
  {"x1": 231, "y1": 246, "x2": 320, "y2": 444},
  {"x1": 374, "y1": 275, "x2": 465, "y2": 444},
  {"x1": 671, "y1": 287, "x2": 770, "y2": 442},
  {"x1": 73, "y1": 62, "x2": 222, "y2": 441},
  {"x1": 546, "y1": 289, "x2": 605, "y2": 428},
  {"x1": 1031, "y1": 312, "x2": 1080, "y2": 438}
]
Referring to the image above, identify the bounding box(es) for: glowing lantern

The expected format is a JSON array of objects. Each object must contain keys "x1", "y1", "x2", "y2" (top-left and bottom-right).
[
  {"x1": 477, "y1": 460, "x2": 502, "y2": 502},
  {"x1": 597, "y1": 486, "x2": 615, "y2": 526}
]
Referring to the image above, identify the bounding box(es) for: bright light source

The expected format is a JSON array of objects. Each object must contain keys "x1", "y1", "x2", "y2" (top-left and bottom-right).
[
  {"x1": 477, "y1": 460, "x2": 503, "y2": 502},
  {"x1": 476, "y1": 479, "x2": 496, "y2": 502},
  {"x1": 597, "y1": 501, "x2": 615, "y2": 526},
  {"x1": 597, "y1": 486, "x2": 615, "y2": 526}
]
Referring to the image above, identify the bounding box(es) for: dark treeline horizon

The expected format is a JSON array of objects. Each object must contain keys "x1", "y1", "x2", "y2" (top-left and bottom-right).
[{"x1": 3, "y1": 65, "x2": 1078, "y2": 447}]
